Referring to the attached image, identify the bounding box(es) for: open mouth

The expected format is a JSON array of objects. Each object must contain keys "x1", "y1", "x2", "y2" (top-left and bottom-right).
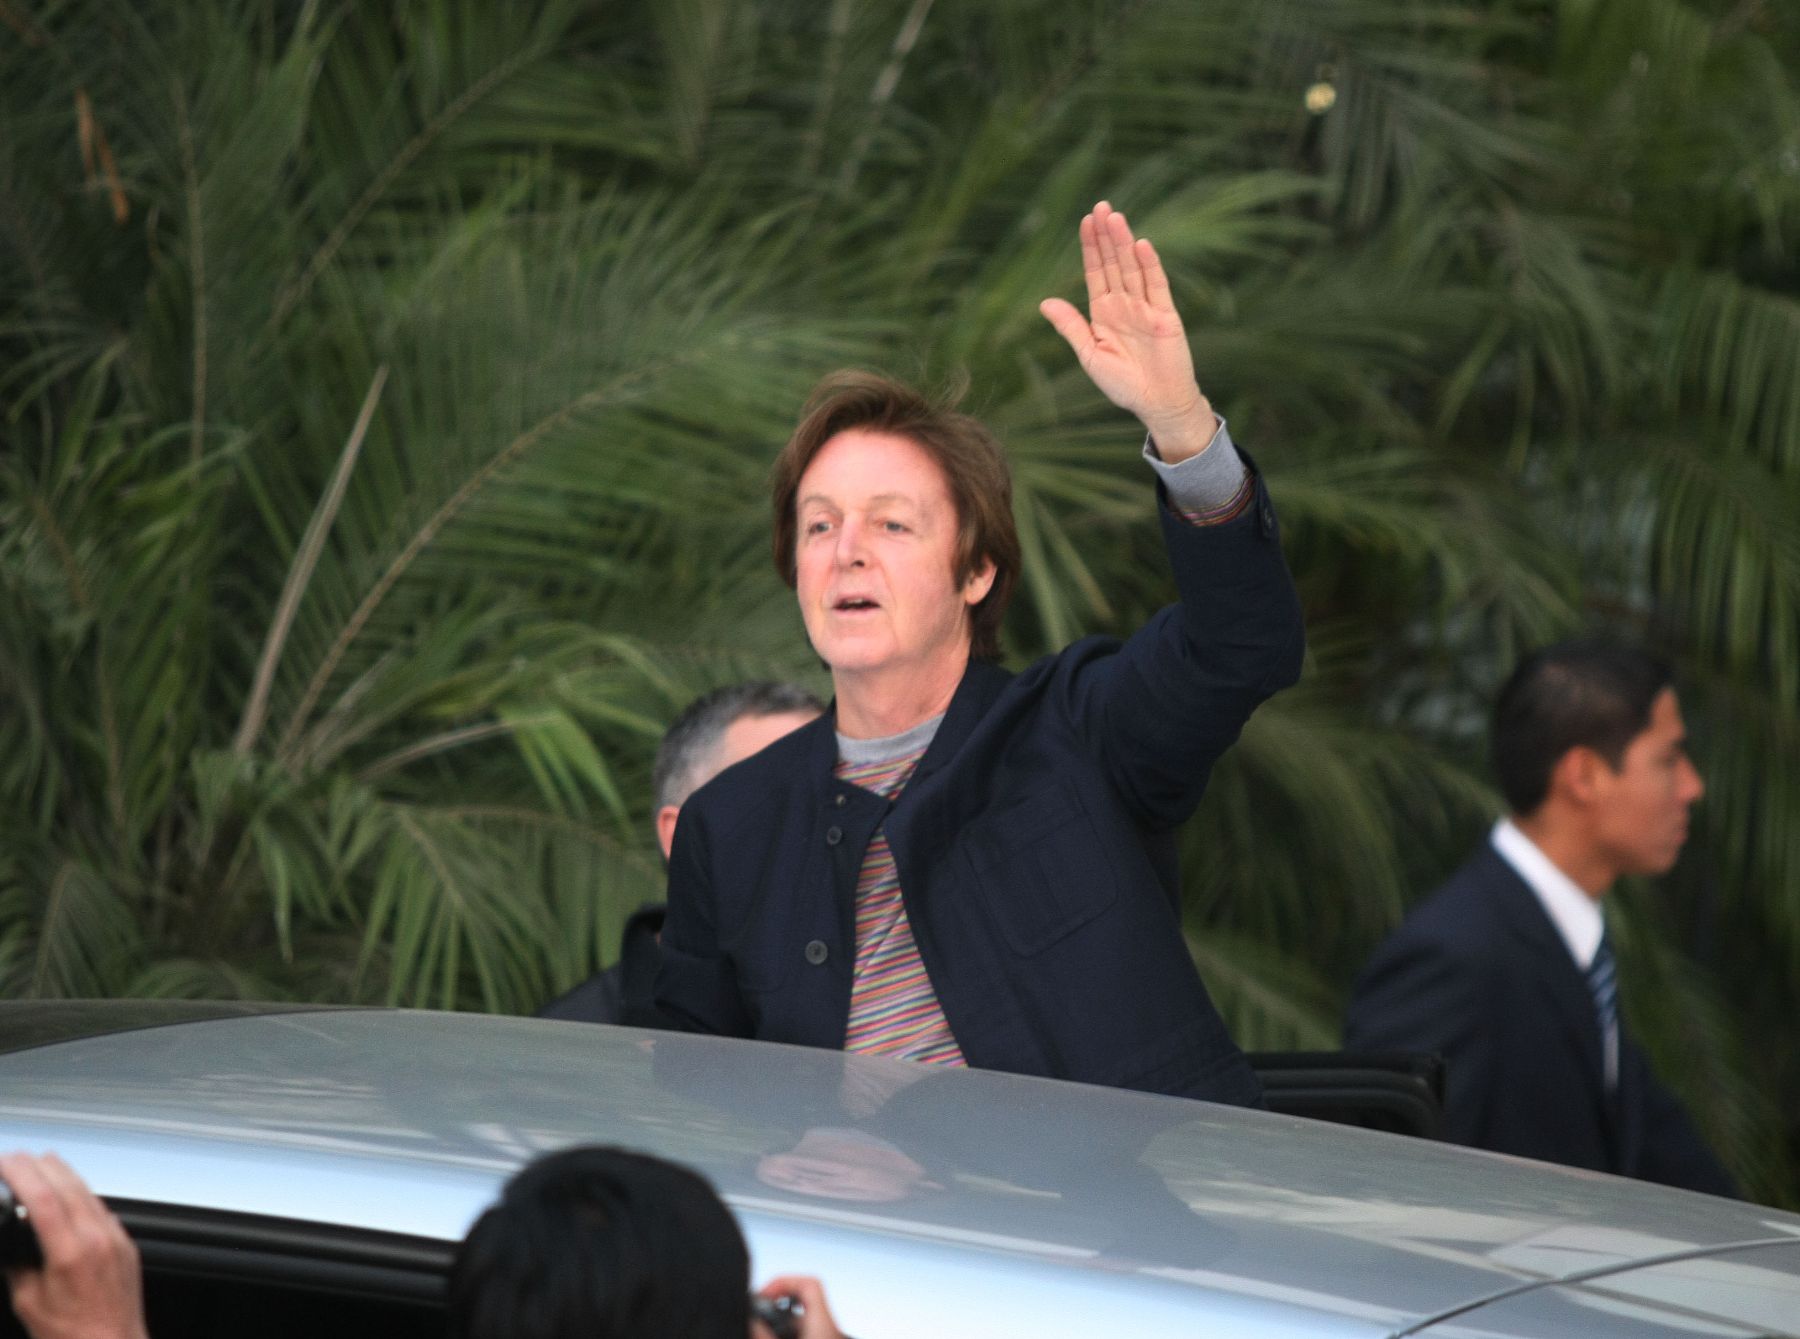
[{"x1": 834, "y1": 598, "x2": 879, "y2": 612}]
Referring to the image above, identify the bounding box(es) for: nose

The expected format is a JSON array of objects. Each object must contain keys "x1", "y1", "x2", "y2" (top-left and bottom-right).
[
  {"x1": 1680, "y1": 756, "x2": 1705, "y2": 805},
  {"x1": 834, "y1": 515, "x2": 869, "y2": 568}
]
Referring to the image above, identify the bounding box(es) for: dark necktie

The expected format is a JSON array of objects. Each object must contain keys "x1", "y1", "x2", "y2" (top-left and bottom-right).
[{"x1": 1587, "y1": 927, "x2": 1620, "y2": 1091}]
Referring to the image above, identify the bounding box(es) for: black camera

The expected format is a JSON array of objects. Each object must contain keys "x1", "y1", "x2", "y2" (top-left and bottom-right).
[
  {"x1": 750, "y1": 1291, "x2": 803, "y2": 1339},
  {"x1": 0, "y1": 1178, "x2": 44, "y2": 1270}
]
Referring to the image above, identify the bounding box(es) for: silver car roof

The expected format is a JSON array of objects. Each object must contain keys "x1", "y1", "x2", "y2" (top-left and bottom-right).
[{"x1": 1, "y1": 1007, "x2": 1795, "y2": 1338}]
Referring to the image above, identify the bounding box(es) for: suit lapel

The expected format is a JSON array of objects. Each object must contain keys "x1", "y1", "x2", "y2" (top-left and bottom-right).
[
  {"x1": 1479, "y1": 845, "x2": 1617, "y2": 1153},
  {"x1": 910, "y1": 658, "x2": 1009, "y2": 788},
  {"x1": 868, "y1": 658, "x2": 1009, "y2": 921}
]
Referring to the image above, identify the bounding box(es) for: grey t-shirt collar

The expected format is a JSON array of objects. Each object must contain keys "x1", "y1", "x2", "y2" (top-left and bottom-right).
[{"x1": 835, "y1": 712, "x2": 945, "y2": 766}]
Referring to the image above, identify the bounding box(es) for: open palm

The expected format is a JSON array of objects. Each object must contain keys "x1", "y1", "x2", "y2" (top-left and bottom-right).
[{"x1": 1040, "y1": 201, "x2": 1211, "y2": 457}]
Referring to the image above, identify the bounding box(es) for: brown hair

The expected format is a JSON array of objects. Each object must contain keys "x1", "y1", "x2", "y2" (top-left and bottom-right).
[{"x1": 770, "y1": 370, "x2": 1021, "y2": 661}]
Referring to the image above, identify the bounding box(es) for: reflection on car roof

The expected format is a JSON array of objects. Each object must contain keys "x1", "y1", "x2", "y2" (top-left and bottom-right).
[{"x1": 2, "y1": 1007, "x2": 1797, "y2": 1338}]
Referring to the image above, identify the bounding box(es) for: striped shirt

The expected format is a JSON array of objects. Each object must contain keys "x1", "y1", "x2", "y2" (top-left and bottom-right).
[
  {"x1": 1176, "y1": 470, "x2": 1254, "y2": 526},
  {"x1": 835, "y1": 744, "x2": 967, "y2": 1067}
]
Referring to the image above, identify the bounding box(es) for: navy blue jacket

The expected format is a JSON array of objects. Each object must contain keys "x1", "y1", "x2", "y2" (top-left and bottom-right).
[
  {"x1": 1344, "y1": 843, "x2": 1737, "y2": 1196},
  {"x1": 655, "y1": 474, "x2": 1304, "y2": 1105}
]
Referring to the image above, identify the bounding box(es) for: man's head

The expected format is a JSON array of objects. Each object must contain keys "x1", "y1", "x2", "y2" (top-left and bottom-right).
[
  {"x1": 448, "y1": 1146, "x2": 749, "y2": 1339},
  {"x1": 652, "y1": 681, "x2": 822, "y2": 858},
  {"x1": 1493, "y1": 639, "x2": 1705, "y2": 886},
  {"x1": 770, "y1": 371, "x2": 1022, "y2": 668}
]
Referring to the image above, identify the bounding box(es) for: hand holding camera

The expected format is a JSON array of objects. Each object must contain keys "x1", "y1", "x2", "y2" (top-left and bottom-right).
[
  {"x1": 0, "y1": 1152, "x2": 148, "y2": 1339},
  {"x1": 751, "y1": 1275, "x2": 847, "y2": 1339}
]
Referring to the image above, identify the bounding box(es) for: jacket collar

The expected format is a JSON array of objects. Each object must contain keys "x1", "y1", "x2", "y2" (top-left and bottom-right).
[
  {"x1": 808, "y1": 656, "x2": 1013, "y2": 790},
  {"x1": 1475, "y1": 840, "x2": 1573, "y2": 963},
  {"x1": 1489, "y1": 820, "x2": 1605, "y2": 969},
  {"x1": 913, "y1": 657, "x2": 1010, "y2": 786}
]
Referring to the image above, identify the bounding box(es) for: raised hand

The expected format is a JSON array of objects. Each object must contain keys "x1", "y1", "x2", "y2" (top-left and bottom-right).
[{"x1": 1039, "y1": 201, "x2": 1217, "y2": 462}]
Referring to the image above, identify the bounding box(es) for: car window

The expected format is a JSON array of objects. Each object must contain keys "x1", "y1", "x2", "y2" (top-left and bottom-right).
[
  {"x1": 140, "y1": 1270, "x2": 444, "y2": 1339},
  {"x1": 0, "y1": 1200, "x2": 450, "y2": 1339}
]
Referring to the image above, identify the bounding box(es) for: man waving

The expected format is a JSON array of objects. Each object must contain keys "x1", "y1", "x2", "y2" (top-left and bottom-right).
[{"x1": 657, "y1": 203, "x2": 1304, "y2": 1104}]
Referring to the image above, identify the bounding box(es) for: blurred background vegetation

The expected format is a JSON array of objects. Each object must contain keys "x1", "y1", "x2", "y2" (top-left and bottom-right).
[{"x1": 2, "y1": 0, "x2": 1796, "y2": 1202}]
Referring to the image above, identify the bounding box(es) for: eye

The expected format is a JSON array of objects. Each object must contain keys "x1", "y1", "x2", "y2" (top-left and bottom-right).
[
  {"x1": 881, "y1": 519, "x2": 908, "y2": 534},
  {"x1": 804, "y1": 518, "x2": 832, "y2": 536}
]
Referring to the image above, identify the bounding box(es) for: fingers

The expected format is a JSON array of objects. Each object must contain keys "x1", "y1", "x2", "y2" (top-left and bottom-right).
[
  {"x1": 5, "y1": 1152, "x2": 98, "y2": 1263},
  {"x1": 1135, "y1": 236, "x2": 1174, "y2": 309},
  {"x1": 2, "y1": 1151, "x2": 68, "y2": 1247},
  {"x1": 1092, "y1": 200, "x2": 1126, "y2": 297},
  {"x1": 756, "y1": 1274, "x2": 819, "y2": 1301},
  {"x1": 44, "y1": 1154, "x2": 129, "y2": 1266},
  {"x1": 1073, "y1": 201, "x2": 1163, "y2": 307},
  {"x1": 1078, "y1": 212, "x2": 1105, "y2": 308},
  {"x1": 1, "y1": 1151, "x2": 147, "y2": 1339},
  {"x1": 756, "y1": 1275, "x2": 842, "y2": 1339},
  {"x1": 2, "y1": 1150, "x2": 136, "y2": 1272},
  {"x1": 1037, "y1": 298, "x2": 1092, "y2": 357},
  {"x1": 1104, "y1": 208, "x2": 1147, "y2": 301}
]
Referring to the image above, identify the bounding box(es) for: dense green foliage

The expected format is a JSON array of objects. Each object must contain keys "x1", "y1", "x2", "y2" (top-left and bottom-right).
[{"x1": 2, "y1": 0, "x2": 1796, "y2": 1200}]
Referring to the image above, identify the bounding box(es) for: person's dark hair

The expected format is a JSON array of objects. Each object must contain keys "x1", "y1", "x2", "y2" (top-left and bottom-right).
[
  {"x1": 770, "y1": 370, "x2": 1023, "y2": 662},
  {"x1": 652, "y1": 680, "x2": 823, "y2": 813},
  {"x1": 447, "y1": 1146, "x2": 750, "y2": 1339},
  {"x1": 1491, "y1": 638, "x2": 1675, "y2": 815}
]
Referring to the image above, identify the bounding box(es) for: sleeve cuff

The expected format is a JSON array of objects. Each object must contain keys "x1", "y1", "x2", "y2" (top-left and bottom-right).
[{"x1": 1143, "y1": 417, "x2": 1254, "y2": 526}]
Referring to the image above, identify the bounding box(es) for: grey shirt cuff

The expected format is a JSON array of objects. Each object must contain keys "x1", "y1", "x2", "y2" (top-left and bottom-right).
[{"x1": 1141, "y1": 417, "x2": 1247, "y2": 513}]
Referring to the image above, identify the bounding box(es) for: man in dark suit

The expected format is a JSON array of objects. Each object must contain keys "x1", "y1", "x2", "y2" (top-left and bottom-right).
[
  {"x1": 1344, "y1": 640, "x2": 1736, "y2": 1195},
  {"x1": 537, "y1": 681, "x2": 820, "y2": 1026},
  {"x1": 656, "y1": 203, "x2": 1304, "y2": 1104}
]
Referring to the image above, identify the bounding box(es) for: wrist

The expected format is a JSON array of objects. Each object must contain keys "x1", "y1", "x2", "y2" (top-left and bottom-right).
[{"x1": 1142, "y1": 395, "x2": 1217, "y2": 463}]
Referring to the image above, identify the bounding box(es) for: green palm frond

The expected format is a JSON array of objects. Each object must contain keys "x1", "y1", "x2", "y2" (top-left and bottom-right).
[
  {"x1": 1186, "y1": 931, "x2": 1340, "y2": 1053},
  {"x1": 0, "y1": 858, "x2": 144, "y2": 1000}
]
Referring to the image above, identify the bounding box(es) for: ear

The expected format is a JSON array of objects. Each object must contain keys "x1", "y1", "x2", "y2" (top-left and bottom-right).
[
  {"x1": 655, "y1": 805, "x2": 682, "y2": 861},
  {"x1": 1551, "y1": 746, "x2": 1611, "y2": 808},
  {"x1": 961, "y1": 557, "x2": 997, "y2": 607}
]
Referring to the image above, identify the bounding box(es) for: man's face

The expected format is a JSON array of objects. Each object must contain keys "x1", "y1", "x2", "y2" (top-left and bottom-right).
[
  {"x1": 792, "y1": 429, "x2": 993, "y2": 685},
  {"x1": 1590, "y1": 688, "x2": 1705, "y2": 878}
]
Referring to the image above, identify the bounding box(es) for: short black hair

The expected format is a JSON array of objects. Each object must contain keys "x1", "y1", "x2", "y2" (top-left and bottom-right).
[
  {"x1": 1491, "y1": 638, "x2": 1675, "y2": 815},
  {"x1": 652, "y1": 680, "x2": 822, "y2": 812},
  {"x1": 448, "y1": 1146, "x2": 749, "y2": 1339}
]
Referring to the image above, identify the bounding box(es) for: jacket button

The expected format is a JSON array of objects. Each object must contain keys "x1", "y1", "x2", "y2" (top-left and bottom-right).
[
  {"x1": 834, "y1": 793, "x2": 847, "y2": 807},
  {"x1": 804, "y1": 940, "x2": 829, "y2": 965},
  {"x1": 825, "y1": 825, "x2": 843, "y2": 845}
]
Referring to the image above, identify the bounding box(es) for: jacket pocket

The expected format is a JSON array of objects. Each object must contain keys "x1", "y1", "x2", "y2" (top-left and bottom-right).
[{"x1": 961, "y1": 783, "x2": 1120, "y2": 957}]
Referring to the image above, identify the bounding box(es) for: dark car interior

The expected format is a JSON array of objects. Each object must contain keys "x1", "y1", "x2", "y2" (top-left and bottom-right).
[
  {"x1": 1249, "y1": 1050, "x2": 1446, "y2": 1138},
  {"x1": 0, "y1": 1203, "x2": 449, "y2": 1339}
]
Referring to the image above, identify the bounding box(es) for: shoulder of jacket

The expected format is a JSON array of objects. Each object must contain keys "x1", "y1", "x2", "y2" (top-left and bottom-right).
[
  {"x1": 684, "y1": 717, "x2": 828, "y2": 819},
  {"x1": 1388, "y1": 853, "x2": 1513, "y2": 950}
]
